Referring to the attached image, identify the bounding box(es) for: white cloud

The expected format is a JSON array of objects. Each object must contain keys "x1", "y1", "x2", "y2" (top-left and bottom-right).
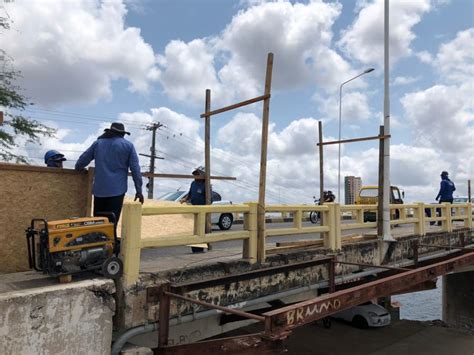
[
  {"x1": 392, "y1": 76, "x2": 419, "y2": 86},
  {"x1": 315, "y1": 91, "x2": 373, "y2": 124},
  {"x1": 2, "y1": 0, "x2": 159, "y2": 106},
  {"x1": 434, "y1": 28, "x2": 474, "y2": 83},
  {"x1": 339, "y1": 0, "x2": 431, "y2": 66},
  {"x1": 156, "y1": 0, "x2": 356, "y2": 106},
  {"x1": 416, "y1": 50, "x2": 433, "y2": 64}
]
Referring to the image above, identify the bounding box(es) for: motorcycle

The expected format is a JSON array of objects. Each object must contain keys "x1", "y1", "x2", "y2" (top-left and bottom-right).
[{"x1": 309, "y1": 191, "x2": 336, "y2": 224}]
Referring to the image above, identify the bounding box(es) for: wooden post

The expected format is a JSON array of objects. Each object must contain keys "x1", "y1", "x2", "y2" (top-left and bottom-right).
[
  {"x1": 414, "y1": 202, "x2": 425, "y2": 236},
  {"x1": 204, "y1": 89, "x2": 212, "y2": 243},
  {"x1": 86, "y1": 167, "x2": 95, "y2": 216},
  {"x1": 120, "y1": 202, "x2": 142, "y2": 287},
  {"x1": 468, "y1": 179, "x2": 471, "y2": 203},
  {"x1": 377, "y1": 125, "x2": 384, "y2": 237},
  {"x1": 257, "y1": 53, "x2": 274, "y2": 263},
  {"x1": 318, "y1": 121, "x2": 324, "y2": 227}
]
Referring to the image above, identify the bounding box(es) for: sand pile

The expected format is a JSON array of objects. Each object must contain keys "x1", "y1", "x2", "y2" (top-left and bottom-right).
[{"x1": 117, "y1": 199, "x2": 194, "y2": 239}]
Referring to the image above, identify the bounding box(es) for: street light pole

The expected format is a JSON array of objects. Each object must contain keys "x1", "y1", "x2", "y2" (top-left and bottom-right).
[{"x1": 338, "y1": 68, "x2": 374, "y2": 203}]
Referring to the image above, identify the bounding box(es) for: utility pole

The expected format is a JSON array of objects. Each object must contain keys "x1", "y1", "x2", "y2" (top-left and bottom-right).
[{"x1": 142, "y1": 122, "x2": 164, "y2": 199}]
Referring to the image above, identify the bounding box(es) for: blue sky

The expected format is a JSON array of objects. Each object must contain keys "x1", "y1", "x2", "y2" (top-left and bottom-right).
[{"x1": 2, "y1": 0, "x2": 473, "y2": 204}]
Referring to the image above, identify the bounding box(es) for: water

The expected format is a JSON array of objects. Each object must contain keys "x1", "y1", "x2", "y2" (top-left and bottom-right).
[{"x1": 392, "y1": 277, "x2": 442, "y2": 321}]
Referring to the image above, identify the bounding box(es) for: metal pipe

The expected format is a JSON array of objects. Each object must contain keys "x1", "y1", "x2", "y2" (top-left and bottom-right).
[
  {"x1": 382, "y1": 0, "x2": 395, "y2": 241},
  {"x1": 111, "y1": 322, "x2": 159, "y2": 355}
]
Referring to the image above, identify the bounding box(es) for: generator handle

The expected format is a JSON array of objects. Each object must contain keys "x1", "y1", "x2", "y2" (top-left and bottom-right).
[{"x1": 26, "y1": 219, "x2": 48, "y2": 272}]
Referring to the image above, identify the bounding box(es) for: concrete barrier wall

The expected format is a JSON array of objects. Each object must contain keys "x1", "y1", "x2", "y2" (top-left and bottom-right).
[
  {"x1": 0, "y1": 163, "x2": 93, "y2": 273},
  {"x1": 0, "y1": 279, "x2": 115, "y2": 355}
]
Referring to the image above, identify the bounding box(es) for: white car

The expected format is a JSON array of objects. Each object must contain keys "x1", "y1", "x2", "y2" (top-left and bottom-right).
[
  {"x1": 333, "y1": 302, "x2": 391, "y2": 328},
  {"x1": 158, "y1": 190, "x2": 234, "y2": 230}
]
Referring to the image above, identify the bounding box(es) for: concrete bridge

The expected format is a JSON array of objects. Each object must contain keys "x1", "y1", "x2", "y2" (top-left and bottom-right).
[{"x1": 0, "y1": 201, "x2": 473, "y2": 354}]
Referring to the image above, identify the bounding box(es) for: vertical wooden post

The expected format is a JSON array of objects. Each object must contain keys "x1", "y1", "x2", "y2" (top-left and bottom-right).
[
  {"x1": 257, "y1": 53, "x2": 274, "y2": 263},
  {"x1": 318, "y1": 121, "x2": 324, "y2": 227},
  {"x1": 243, "y1": 202, "x2": 258, "y2": 264},
  {"x1": 445, "y1": 203, "x2": 453, "y2": 232},
  {"x1": 325, "y1": 203, "x2": 336, "y2": 249},
  {"x1": 86, "y1": 167, "x2": 95, "y2": 216},
  {"x1": 204, "y1": 89, "x2": 212, "y2": 237},
  {"x1": 120, "y1": 202, "x2": 142, "y2": 287},
  {"x1": 377, "y1": 125, "x2": 384, "y2": 237},
  {"x1": 468, "y1": 179, "x2": 472, "y2": 203}
]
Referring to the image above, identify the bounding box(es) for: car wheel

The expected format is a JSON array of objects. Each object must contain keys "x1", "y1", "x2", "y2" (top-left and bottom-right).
[
  {"x1": 353, "y1": 315, "x2": 369, "y2": 329},
  {"x1": 218, "y1": 214, "x2": 233, "y2": 230}
]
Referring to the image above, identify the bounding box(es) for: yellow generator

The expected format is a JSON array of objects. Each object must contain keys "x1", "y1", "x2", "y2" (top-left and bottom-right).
[{"x1": 26, "y1": 216, "x2": 123, "y2": 279}]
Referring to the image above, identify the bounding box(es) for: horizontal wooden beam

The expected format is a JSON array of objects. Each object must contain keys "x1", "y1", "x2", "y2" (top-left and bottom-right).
[
  {"x1": 0, "y1": 162, "x2": 87, "y2": 175},
  {"x1": 317, "y1": 134, "x2": 391, "y2": 146},
  {"x1": 200, "y1": 94, "x2": 270, "y2": 118},
  {"x1": 137, "y1": 172, "x2": 236, "y2": 180}
]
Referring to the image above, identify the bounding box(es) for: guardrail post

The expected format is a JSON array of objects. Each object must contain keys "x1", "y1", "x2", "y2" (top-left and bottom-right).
[
  {"x1": 325, "y1": 203, "x2": 337, "y2": 250},
  {"x1": 334, "y1": 203, "x2": 342, "y2": 250},
  {"x1": 120, "y1": 201, "x2": 142, "y2": 287},
  {"x1": 257, "y1": 203, "x2": 266, "y2": 263},
  {"x1": 465, "y1": 203, "x2": 473, "y2": 228},
  {"x1": 443, "y1": 203, "x2": 453, "y2": 232},
  {"x1": 294, "y1": 209, "x2": 303, "y2": 231},
  {"x1": 243, "y1": 202, "x2": 258, "y2": 264},
  {"x1": 195, "y1": 209, "x2": 206, "y2": 237},
  {"x1": 414, "y1": 202, "x2": 425, "y2": 236}
]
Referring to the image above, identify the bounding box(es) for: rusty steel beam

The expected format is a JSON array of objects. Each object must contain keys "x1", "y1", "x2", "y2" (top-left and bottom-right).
[
  {"x1": 263, "y1": 252, "x2": 474, "y2": 332},
  {"x1": 164, "y1": 291, "x2": 266, "y2": 322},
  {"x1": 154, "y1": 333, "x2": 286, "y2": 355},
  {"x1": 393, "y1": 279, "x2": 437, "y2": 295},
  {"x1": 335, "y1": 260, "x2": 411, "y2": 271},
  {"x1": 170, "y1": 256, "x2": 333, "y2": 294}
]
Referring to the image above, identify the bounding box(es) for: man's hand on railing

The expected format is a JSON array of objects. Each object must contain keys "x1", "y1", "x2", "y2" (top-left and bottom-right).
[{"x1": 134, "y1": 193, "x2": 144, "y2": 204}]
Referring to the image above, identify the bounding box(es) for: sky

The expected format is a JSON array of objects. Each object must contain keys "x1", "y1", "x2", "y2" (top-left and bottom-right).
[{"x1": 1, "y1": 0, "x2": 473, "y2": 204}]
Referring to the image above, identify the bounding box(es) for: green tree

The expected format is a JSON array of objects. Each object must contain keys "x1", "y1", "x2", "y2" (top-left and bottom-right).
[{"x1": 1, "y1": 15, "x2": 55, "y2": 163}]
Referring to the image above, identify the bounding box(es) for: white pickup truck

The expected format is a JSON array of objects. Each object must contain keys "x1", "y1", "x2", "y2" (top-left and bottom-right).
[{"x1": 158, "y1": 190, "x2": 234, "y2": 230}]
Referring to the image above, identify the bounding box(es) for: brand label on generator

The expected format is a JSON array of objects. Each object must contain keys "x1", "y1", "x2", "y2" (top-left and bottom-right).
[{"x1": 54, "y1": 220, "x2": 106, "y2": 229}]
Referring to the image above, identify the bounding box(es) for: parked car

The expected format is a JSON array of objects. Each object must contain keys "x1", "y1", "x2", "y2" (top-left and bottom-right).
[
  {"x1": 453, "y1": 197, "x2": 469, "y2": 204},
  {"x1": 332, "y1": 302, "x2": 391, "y2": 328},
  {"x1": 158, "y1": 190, "x2": 234, "y2": 230}
]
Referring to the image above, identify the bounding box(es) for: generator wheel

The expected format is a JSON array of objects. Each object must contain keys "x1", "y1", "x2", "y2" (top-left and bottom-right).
[{"x1": 102, "y1": 257, "x2": 123, "y2": 279}]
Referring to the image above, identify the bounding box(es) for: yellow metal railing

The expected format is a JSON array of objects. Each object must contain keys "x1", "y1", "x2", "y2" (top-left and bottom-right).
[{"x1": 120, "y1": 201, "x2": 473, "y2": 286}]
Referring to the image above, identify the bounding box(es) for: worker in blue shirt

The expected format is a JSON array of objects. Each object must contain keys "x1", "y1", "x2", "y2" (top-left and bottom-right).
[
  {"x1": 436, "y1": 171, "x2": 456, "y2": 203},
  {"x1": 75, "y1": 122, "x2": 144, "y2": 224},
  {"x1": 180, "y1": 166, "x2": 208, "y2": 205},
  {"x1": 44, "y1": 150, "x2": 66, "y2": 168},
  {"x1": 435, "y1": 171, "x2": 456, "y2": 226}
]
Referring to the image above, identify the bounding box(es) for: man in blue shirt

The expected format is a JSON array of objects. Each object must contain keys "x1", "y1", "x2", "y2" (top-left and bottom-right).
[
  {"x1": 180, "y1": 166, "x2": 207, "y2": 205},
  {"x1": 436, "y1": 171, "x2": 456, "y2": 203},
  {"x1": 75, "y1": 122, "x2": 144, "y2": 224}
]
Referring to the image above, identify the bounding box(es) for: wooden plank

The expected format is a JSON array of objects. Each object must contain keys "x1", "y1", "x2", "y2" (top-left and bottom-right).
[
  {"x1": 200, "y1": 94, "x2": 270, "y2": 118},
  {"x1": 0, "y1": 162, "x2": 88, "y2": 175},
  {"x1": 377, "y1": 126, "x2": 384, "y2": 237},
  {"x1": 138, "y1": 172, "x2": 236, "y2": 180},
  {"x1": 204, "y1": 89, "x2": 212, "y2": 235},
  {"x1": 257, "y1": 53, "x2": 274, "y2": 263},
  {"x1": 317, "y1": 134, "x2": 391, "y2": 146},
  {"x1": 318, "y1": 121, "x2": 324, "y2": 226}
]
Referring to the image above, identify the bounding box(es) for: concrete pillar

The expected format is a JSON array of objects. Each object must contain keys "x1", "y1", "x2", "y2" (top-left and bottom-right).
[{"x1": 442, "y1": 270, "x2": 474, "y2": 329}]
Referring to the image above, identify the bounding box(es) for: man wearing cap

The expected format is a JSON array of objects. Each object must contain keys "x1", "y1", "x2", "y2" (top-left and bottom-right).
[
  {"x1": 44, "y1": 150, "x2": 66, "y2": 168},
  {"x1": 75, "y1": 122, "x2": 144, "y2": 224},
  {"x1": 180, "y1": 166, "x2": 207, "y2": 205},
  {"x1": 436, "y1": 171, "x2": 456, "y2": 204},
  {"x1": 435, "y1": 171, "x2": 456, "y2": 226}
]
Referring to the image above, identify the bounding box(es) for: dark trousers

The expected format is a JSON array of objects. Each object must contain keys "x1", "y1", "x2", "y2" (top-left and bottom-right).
[{"x1": 94, "y1": 194, "x2": 125, "y2": 224}]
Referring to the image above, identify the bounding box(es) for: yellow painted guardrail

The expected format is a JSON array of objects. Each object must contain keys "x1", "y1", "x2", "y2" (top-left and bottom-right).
[{"x1": 120, "y1": 201, "x2": 473, "y2": 286}]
